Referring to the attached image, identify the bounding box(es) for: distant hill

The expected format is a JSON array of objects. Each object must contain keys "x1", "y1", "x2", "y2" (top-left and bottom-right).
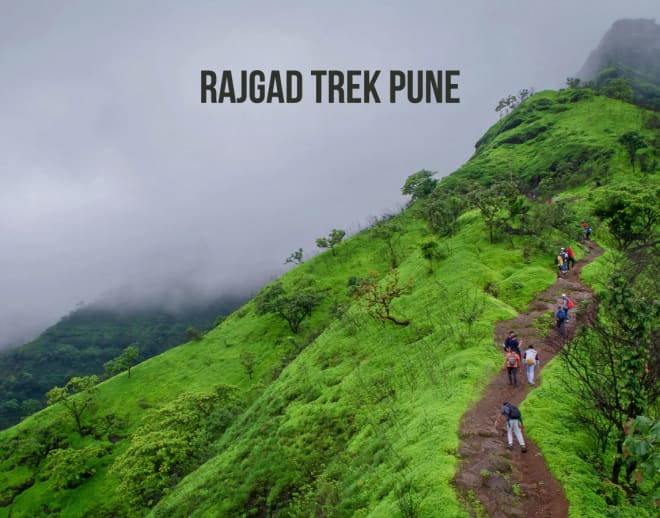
[
  {"x1": 577, "y1": 18, "x2": 660, "y2": 110},
  {"x1": 0, "y1": 294, "x2": 247, "y2": 429}
]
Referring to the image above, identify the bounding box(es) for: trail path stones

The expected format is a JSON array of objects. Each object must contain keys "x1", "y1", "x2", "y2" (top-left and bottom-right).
[{"x1": 453, "y1": 242, "x2": 603, "y2": 517}]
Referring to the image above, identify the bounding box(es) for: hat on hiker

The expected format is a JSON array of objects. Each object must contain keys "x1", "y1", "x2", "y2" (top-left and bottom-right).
[{"x1": 562, "y1": 293, "x2": 566, "y2": 297}]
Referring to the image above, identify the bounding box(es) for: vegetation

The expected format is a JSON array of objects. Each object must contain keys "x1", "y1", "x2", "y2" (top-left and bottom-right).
[
  {"x1": 46, "y1": 376, "x2": 98, "y2": 437},
  {"x1": 0, "y1": 84, "x2": 657, "y2": 517},
  {"x1": 104, "y1": 346, "x2": 139, "y2": 378},
  {"x1": 316, "y1": 229, "x2": 346, "y2": 256},
  {"x1": 0, "y1": 295, "x2": 245, "y2": 430},
  {"x1": 254, "y1": 278, "x2": 324, "y2": 333}
]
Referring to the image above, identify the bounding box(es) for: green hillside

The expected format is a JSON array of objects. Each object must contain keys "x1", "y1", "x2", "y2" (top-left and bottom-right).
[
  {"x1": 0, "y1": 89, "x2": 657, "y2": 517},
  {"x1": 0, "y1": 295, "x2": 246, "y2": 430}
]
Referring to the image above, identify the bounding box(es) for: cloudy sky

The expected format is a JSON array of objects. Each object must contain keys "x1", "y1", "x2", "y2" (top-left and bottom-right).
[{"x1": 1, "y1": 0, "x2": 658, "y2": 348}]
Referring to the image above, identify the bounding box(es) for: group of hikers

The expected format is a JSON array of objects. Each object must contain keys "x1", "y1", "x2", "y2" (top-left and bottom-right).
[
  {"x1": 495, "y1": 332, "x2": 541, "y2": 452},
  {"x1": 495, "y1": 229, "x2": 589, "y2": 454},
  {"x1": 555, "y1": 246, "x2": 575, "y2": 276},
  {"x1": 556, "y1": 222, "x2": 592, "y2": 276},
  {"x1": 495, "y1": 288, "x2": 575, "y2": 452}
]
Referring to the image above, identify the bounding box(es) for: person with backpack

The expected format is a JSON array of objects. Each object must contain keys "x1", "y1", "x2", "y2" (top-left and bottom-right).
[
  {"x1": 561, "y1": 293, "x2": 574, "y2": 322},
  {"x1": 566, "y1": 246, "x2": 575, "y2": 270},
  {"x1": 556, "y1": 305, "x2": 567, "y2": 337},
  {"x1": 494, "y1": 402, "x2": 527, "y2": 452},
  {"x1": 503, "y1": 346, "x2": 521, "y2": 387},
  {"x1": 560, "y1": 248, "x2": 569, "y2": 274},
  {"x1": 555, "y1": 252, "x2": 564, "y2": 277},
  {"x1": 523, "y1": 344, "x2": 540, "y2": 385}
]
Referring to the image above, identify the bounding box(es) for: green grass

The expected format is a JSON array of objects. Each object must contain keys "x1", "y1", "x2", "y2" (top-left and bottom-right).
[{"x1": 0, "y1": 89, "x2": 657, "y2": 517}]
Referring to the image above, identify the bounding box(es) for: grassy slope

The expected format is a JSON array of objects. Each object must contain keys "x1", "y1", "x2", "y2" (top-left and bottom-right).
[
  {"x1": 0, "y1": 296, "x2": 245, "y2": 430},
  {"x1": 0, "y1": 89, "x2": 657, "y2": 517}
]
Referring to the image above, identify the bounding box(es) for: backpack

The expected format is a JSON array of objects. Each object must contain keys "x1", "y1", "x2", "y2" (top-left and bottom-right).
[
  {"x1": 525, "y1": 348, "x2": 537, "y2": 365},
  {"x1": 567, "y1": 300, "x2": 574, "y2": 309},
  {"x1": 507, "y1": 404, "x2": 521, "y2": 420},
  {"x1": 556, "y1": 309, "x2": 566, "y2": 322},
  {"x1": 506, "y1": 352, "x2": 518, "y2": 368}
]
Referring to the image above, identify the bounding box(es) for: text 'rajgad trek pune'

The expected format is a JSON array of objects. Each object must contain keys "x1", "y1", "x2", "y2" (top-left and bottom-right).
[{"x1": 200, "y1": 70, "x2": 460, "y2": 104}]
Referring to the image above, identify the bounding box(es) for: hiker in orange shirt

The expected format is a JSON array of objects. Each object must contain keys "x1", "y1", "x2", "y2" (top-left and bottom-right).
[{"x1": 503, "y1": 346, "x2": 521, "y2": 387}]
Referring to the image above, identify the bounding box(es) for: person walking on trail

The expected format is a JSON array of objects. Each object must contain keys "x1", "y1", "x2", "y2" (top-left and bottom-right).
[
  {"x1": 561, "y1": 293, "x2": 574, "y2": 322},
  {"x1": 556, "y1": 251, "x2": 564, "y2": 277},
  {"x1": 556, "y1": 305, "x2": 567, "y2": 337},
  {"x1": 502, "y1": 330, "x2": 516, "y2": 352},
  {"x1": 494, "y1": 402, "x2": 527, "y2": 452},
  {"x1": 503, "y1": 332, "x2": 521, "y2": 358},
  {"x1": 503, "y1": 346, "x2": 521, "y2": 387},
  {"x1": 566, "y1": 246, "x2": 575, "y2": 270},
  {"x1": 560, "y1": 248, "x2": 569, "y2": 274},
  {"x1": 523, "y1": 344, "x2": 540, "y2": 385}
]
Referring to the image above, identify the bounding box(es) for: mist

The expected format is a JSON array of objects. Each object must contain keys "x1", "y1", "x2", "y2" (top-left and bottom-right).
[{"x1": 1, "y1": 0, "x2": 658, "y2": 349}]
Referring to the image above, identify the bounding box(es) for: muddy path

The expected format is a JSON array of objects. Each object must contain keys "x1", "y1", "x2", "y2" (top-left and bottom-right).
[{"x1": 453, "y1": 241, "x2": 603, "y2": 517}]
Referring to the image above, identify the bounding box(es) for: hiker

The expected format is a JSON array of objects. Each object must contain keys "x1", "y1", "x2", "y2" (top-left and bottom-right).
[
  {"x1": 556, "y1": 251, "x2": 564, "y2": 276},
  {"x1": 585, "y1": 226, "x2": 592, "y2": 240},
  {"x1": 503, "y1": 346, "x2": 521, "y2": 387},
  {"x1": 503, "y1": 332, "x2": 521, "y2": 357},
  {"x1": 561, "y1": 293, "x2": 574, "y2": 322},
  {"x1": 566, "y1": 246, "x2": 575, "y2": 270},
  {"x1": 523, "y1": 344, "x2": 540, "y2": 385},
  {"x1": 556, "y1": 305, "x2": 567, "y2": 337},
  {"x1": 494, "y1": 402, "x2": 527, "y2": 452},
  {"x1": 560, "y1": 248, "x2": 569, "y2": 274},
  {"x1": 502, "y1": 330, "x2": 515, "y2": 352}
]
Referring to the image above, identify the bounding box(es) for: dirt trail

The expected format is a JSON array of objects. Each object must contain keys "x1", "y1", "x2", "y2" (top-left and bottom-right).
[{"x1": 453, "y1": 241, "x2": 603, "y2": 517}]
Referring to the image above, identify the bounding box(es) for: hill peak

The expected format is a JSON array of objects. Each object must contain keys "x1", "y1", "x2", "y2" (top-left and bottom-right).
[{"x1": 577, "y1": 18, "x2": 660, "y2": 81}]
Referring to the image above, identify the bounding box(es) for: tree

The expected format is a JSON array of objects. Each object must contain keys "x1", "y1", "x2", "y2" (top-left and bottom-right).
[
  {"x1": 239, "y1": 350, "x2": 257, "y2": 379},
  {"x1": 419, "y1": 239, "x2": 444, "y2": 273},
  {"x1": 44, "y1": 444, "x2": 106, "y2": 490},
  {"x1": 495, "y1": 94, "x2": 518, "y2": 117},
  {"x1": 372, "y1": 220, "x2": 405, "y2": 268},
  {"x1": 401, "y1": 170, "x2": 437, "y2": 201},
  {"x1": 623, "y1": 416, "x2": 660, "y2": 501},
  {"x1": 110, "y1": 386, "x2": 243, "y2": 508},
  {"x1": 255, "y1": 280, "x2": 323, "y2": 333},
  {"x1": 469, "y1": 182, "x2": 519, "y2": 243},
  {"x1": 557, "y1": 273, "x2": 659, "y2": 488},
  {"x1": 618, "y1": 131, "x2": 647, "y2": 174},
  {"x1": 518, "y1": 88, "x2": 532, "y2": 103},
  {"x1": 601, "y1": 77, "x2": 634, "y2": 103},
  {"x1": 566, "y1": 77, "x2": 581, "y2": 89},
  {"x1": 350, "y1": 269, "x2": 411, "y2": 326},
  {"x1": 316, "y1": 229, "x2": 346, "y2": 256},
  {"x1": 104, "y1": 346, "x2": 139, "y2": 378},
  {"x1": 46, "y1": 375, "x2": 99, "y2": 436},
  {"x1": 593, "y1": 186, "x2": 659, "y2": 252},
  {"x1": 285, "y1": 248, "x2": 304, "y2": 265},
  {"x1": 419, "y1": 193, "x2": 464, "y2": 237},
  {"x1": 185, "y1": 326, "x2": 203, "y2": 341}
]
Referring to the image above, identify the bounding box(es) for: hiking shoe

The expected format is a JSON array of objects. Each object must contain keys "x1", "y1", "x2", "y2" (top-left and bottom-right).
[
  {"x1": 507, "y1": 444, "x2": 513, "y2": 450},
  {"x1": 522, "y1": 446, "x2": 527, "y2": 453}
]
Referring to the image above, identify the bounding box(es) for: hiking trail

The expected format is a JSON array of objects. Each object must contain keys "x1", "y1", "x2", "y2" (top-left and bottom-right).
[{"x1": 453, "y1": 241, "x2": 603, "y2": 517}]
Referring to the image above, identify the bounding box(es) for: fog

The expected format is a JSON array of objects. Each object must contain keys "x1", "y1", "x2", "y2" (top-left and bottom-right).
[{"x1": 1, "y1": 0, "x2": 657, "y2": 348}]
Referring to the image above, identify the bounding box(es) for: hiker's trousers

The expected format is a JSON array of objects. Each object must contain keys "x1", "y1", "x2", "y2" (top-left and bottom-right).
[
  {"x1": 507, "y1": 419, "x2": 525, "y2": 447},
  {"x1": 526, "y1": 363, "x2": 536, "y2": 384}
]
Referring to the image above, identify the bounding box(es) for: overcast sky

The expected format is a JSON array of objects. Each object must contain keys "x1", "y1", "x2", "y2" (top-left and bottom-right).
[{"x1": 0, "y1": 0, "x2": 658, "y2": 349}]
